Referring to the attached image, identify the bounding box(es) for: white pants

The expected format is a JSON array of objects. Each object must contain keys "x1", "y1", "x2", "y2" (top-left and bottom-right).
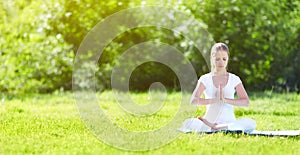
[{"x1": 178, "y1": 118, "x2": 256, "y2": 133}]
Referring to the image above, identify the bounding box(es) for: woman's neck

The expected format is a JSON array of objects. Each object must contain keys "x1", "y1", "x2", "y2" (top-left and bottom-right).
[{"x1": 212, "y1": 70, "x2": 228, "y2": 76}]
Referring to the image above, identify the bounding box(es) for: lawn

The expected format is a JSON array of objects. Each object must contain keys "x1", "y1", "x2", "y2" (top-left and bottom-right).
[{"x1": 0, "y1": 91, "x2": 299, "y2": 154}]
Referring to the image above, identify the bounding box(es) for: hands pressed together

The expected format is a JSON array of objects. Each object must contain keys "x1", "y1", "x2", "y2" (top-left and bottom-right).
[{"x1": 212, "y1": 84, "x2": 226, "y2": 104}]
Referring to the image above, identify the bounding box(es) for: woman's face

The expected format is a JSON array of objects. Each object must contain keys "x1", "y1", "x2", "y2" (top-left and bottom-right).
[{"x1": 212, "y1": 50, "x2": 228, "y2": 71}]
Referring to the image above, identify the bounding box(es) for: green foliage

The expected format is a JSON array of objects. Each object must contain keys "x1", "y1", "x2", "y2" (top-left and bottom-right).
[
  {"x1": 1, "y1": 0, "x2": 300, "y2": 93},
  {"x1": 1, "y1": 0, "x2": 74, "y2": 93},
  {"x1": 189, "y1": 0, "x2": 300, "y2": 91}
]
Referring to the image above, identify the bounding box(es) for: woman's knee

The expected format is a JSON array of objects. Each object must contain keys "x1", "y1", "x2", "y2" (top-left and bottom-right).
[
  {"x1": 240, "y1": 118, "x2": 256, "y2": 129},
  {"x1": 232, "y1": 118, "x2": 256, "y2": 130}
]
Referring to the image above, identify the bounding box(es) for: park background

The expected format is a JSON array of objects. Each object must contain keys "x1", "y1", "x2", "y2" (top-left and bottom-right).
[
  {"x1": 1, "y1": 0, "x2": 300, "y2": 154},
  {"x1": 1, "y1": 0, "x2": 300, "y2": 93}
]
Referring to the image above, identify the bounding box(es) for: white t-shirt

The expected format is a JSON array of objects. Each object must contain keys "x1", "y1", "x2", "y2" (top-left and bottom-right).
[{"x1": 198, "y1": 72, "x2": 242, "y2": 124}]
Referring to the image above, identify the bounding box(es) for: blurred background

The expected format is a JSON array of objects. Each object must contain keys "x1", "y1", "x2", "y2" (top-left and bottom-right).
[{"x1": 1, "y1": 0, "x2": 300, "y2": 93}]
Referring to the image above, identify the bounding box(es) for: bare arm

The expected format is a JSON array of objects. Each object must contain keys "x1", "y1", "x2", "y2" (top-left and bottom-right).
[
  {"x1": 190, "y1": 81, "x2": 219, "y2": 106},
  {"x1": 198, "y1": 117, "x2": 228, "y2": 130},
  {"x1": 223, "y1": 83, "x2": 250, "y2": 107}
]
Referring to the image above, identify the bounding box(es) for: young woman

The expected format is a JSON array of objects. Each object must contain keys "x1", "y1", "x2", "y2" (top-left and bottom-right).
[{"x1": 178, "y1": 43, "x2": 256, "y2": 132}]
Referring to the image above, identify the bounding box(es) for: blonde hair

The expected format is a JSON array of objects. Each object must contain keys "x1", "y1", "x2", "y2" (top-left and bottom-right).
[{"x1": 210, "y1": 42, "x2": 230, "y2": 71}]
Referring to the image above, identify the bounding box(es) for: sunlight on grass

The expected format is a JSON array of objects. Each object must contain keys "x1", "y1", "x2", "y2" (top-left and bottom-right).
[
  {"x1": 0, "y1": 91, "x2": 299, "y2": 154},
  {"x1": 96, "y1": 91, "x2": 184, "y2": 131}
]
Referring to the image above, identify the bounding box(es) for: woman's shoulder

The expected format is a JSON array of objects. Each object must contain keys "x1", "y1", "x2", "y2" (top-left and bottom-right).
[
  {"x1": 228, "y1": 72, "x2": 239, "y2": 78},
  {"x1": 228, "y1": 72, "x2": 242, "y2": 82},
  {"x1": 198, "y1": 72, "x2": 211, "y2": 82}
]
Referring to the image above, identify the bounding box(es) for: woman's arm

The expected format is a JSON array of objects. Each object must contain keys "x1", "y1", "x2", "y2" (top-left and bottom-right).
[
  {"x1": 190, "y1": 81, "x2": 219, "y2": 106},
  {"x1": 223, "y1": 83, "x2": 250, "y2": 107}
]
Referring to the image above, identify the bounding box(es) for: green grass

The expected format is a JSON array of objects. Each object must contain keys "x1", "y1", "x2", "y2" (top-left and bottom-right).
[{"x1": 0, "y1": 91, "x2": 299, "y2": 154}]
